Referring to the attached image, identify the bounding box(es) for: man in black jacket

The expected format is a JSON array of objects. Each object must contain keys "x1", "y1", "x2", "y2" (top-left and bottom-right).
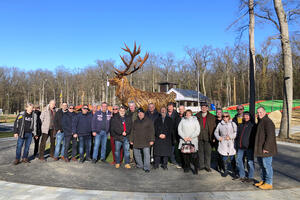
[
  {"x1": 72, "y1": 104, "x2": 93, "y2": 163},
  {"x1": 145, "y1": 103, "x2": 160, "y2": 163},
  {"x1": 62, "y1": 104, "x2": 77, "y2": 162},
  {"x1": 33, "y1": 105, "x2": 42, "y2": 158},
  {"x1": 53, "y1": 102, "x2": 68, "y2": 160},
  {"x1": 13, "y1": 103, "x2": 38, "y2": 165},
  {"x1": 235, "y1": 112, "x2": 256, "y2": 182},
  {"x1": 110, "y1": 106, "x2": 132, "y2": 169},
  {"x1": 166, "y1": 102, "x2": 181, "y2": 168}
]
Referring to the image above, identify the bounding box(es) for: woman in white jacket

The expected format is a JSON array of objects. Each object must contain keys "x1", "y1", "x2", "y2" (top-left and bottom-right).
[
  {"x1": 214, "y1": 112, "x2": 237, "y2": 177},
  {"x1": 178, "y1": 110, "x2": 200, "y2": 175}
]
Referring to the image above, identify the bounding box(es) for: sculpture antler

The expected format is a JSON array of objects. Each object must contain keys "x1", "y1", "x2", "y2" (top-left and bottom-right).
[{"x1": 113, "y1": 42, "x2": 149, "y2": 78}]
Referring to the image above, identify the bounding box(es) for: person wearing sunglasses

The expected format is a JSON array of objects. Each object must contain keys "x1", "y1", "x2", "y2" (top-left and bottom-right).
[
  {"x1": 214, "y1": 112, "x2": 237, "y2": 177},
  {"x1": 72, "y1": 104, "x2": 93, "y2": 163},
  {"x1": 62, "y1": 104, "x2": 78, "y2": 162},
  {"x1": 110, "y1": 105, "x2": 123, "y2": 165},
  {"x1": 233, "y1": 105, "x2": 244, "y2": 126}
]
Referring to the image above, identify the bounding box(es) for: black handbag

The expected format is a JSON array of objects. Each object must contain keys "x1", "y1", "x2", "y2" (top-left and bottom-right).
[{"x1": 181, "y1": 141, "x2": 196, "y2": 154}]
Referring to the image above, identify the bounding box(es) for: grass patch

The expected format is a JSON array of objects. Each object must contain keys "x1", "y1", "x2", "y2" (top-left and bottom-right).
[
  {"x1": 0, "y1": 132, "x2": 14, "y2": 138},
  {"x1": 0, "y1": 115, "x2": 17, "y2": 123}
]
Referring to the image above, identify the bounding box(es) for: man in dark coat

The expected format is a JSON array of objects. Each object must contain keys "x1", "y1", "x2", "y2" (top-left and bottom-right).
[
  {"x1": 235, "y1": 112, "x2": 256, "y2": 182},
  {"x1": 166, "y1": 102, "x2": 181, "y2": 167},
  {"x1": 145, "y1": 103, "x2": 161, "y2": 164},
  {"x1": 110, "y1": 106, "x2": 132, "y2": 169},
  {"x1": 33, "y1": 105, "x2": 42, "y2": 158},
  {"x1": 53, "y1": 102, "x2": 68, "y2": 160},
  {"x1": 153, "y1": 107, "x2": 174, "y2": 170},
  {"x1": 195, "y1": 102, "x2": 216, "y2": 172},
  {"x1": 62, "y1": 104, "x2": 77, "y2": 162},
  {"x1": 254, "y1": 107, "x2": 277, "y2": 190},
  {"x1": 72, "y1": 104, "x2": 93, "y2": 163},
  {"x1": 130, "y1": 108, "x2": 155, "y2": 173}
]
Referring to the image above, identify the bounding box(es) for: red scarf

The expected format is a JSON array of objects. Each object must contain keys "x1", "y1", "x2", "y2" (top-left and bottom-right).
[{"x1": 202, "y1": 116, "x2": 207, "y2": 129}]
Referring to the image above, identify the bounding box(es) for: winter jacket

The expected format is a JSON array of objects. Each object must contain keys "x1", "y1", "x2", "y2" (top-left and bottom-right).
[
  {"x1": 40, "y1": 104, "x2": 57, "y2": 134},
  {"x1": 195, "y1": 111, "x2": 216, "y2": 142},
  {"x1": 72, "y1": 112, "x2": 92, "y2": 136},
  {"x1": 254, "y1": 115, "x2": 277, "y2": 157},
  {"x1": 34, "y1": 110, "x2": 42, "y2": 137},
  {"x1": 92, "y1": 110, "x2": 112, "y2": 133},
  {"x1": 62, "y1": 111, "x2": 76, "y2": 136},
  {"x1": 13, "y1": 111, "x2": 37, "y2": 138},
  {"x1": 110, "y1": 114, "x2": 132, "y2": 142},
  {"x1": 130, "y1": 117, "x2": 155, "y2": 149},
  {"x1": 145, "y1": 109, "x2": 160, "y2": 123},
  {"x1": 126, "y1": 109, "x2": 138, "y2": 123},
  {"x1": 178, "y1": 116, "x2": 200, "y2": 151},
  {"x1": 214, "y1": 120, "x2": 237, "y2": 156},
  {"x1": 153, "y1": 116, "x2": 173, "y2": 156},
  {"x1": 235, "y1": 121, "x2": 256, "y2": 150},
  {"x1": 166, "y1": 110, "x2": 181, "y2": 145},
  {"x1": 54, "y1": 109, "x2": 67, "y2": 133}
]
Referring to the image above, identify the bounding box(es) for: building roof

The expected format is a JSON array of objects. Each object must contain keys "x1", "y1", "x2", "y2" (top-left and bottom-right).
[{"x1": 167, "y1": 88, "x2": 210, "y2": 102}]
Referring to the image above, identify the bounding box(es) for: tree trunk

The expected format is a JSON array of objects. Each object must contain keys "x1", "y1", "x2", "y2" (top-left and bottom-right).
[
  {"x1": 233, "y1": 76, "x2": 236, "y2": 105},
  {"x1": 202, "y1": 70, "x2": 206, "y2": 96},
  {"x1": 273, "y1": 0, "x2": 293, "y2": 139},
  {"x1": 249, "y1": 0, "x2": 256, "y2": 118}
]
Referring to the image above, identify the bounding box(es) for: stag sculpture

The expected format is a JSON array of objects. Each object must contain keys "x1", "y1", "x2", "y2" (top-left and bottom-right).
[{"x1": 109, "y1": 43, "x2": 176, "y2": 111}]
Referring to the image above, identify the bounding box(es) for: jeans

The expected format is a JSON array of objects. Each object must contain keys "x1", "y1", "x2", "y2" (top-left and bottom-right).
[
  {"x1": 115, "y1": 137, "x2": 130, "y2": 164},
  {"x1": 54, "y1": 132, "x2": 65, "y2": 158},
  {"x1": 93, "y1": 130, "x2": 108, "y2": 160},
  {"x1": 236, "y1": 149, "x2": 255, "y2": 179},
  {"x1": 257, "y1": 156, "x2": 273, "y2": 185},
  {"x1": 16, "y1": 133, "x2": 33, "y2": 160},
  {"x1": 134, "y1": 147, "x2": 150, "y2": 171},
  {"x1": 79, "y1": 135, "x2": 91, "y2": 160}
]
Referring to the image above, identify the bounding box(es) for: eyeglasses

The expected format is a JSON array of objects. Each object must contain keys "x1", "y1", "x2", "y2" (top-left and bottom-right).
[
  {"x1": 113, "y1": 108, "x2": 119, "y2": 110},
  {"x1": 223, "y1": 116, "x2": 229, "y2": 118},
  {"x1": 237, "y1": 109, "x2": 243, "y2": 111},
  {"x1": 69, "y1": 107, "x2": 74, "y2": 110},
  {"x1": 82, "y1": 107, "x2": 88, "y2": 110}
]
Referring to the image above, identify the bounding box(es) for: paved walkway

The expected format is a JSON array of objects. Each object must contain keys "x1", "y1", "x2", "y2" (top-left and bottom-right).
[{"x1": 0, "y1": 180, "x2": 300, "y2": 200}]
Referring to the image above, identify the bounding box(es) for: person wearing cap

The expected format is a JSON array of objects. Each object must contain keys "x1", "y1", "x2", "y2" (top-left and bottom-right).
[
  {"x1": 130, "y1": 108, "x2": 155, "y2": 173},
  {"x1": 91, "y1": 102, "x2": 112, "y2": 163},
  {"x1": 110, "y1": 106, "x2": 132, "y2": 169},
  {"x1": 72, "y1": 104, "x2": 93, "y2": 163},
  {"x1": 195, "y1": 102, "x2": 216, "y2": 172},
  {"x1": 62, "y1": 104, "x2": 78, "y2": 162},
  {"x1": 235, "y1": 111, "x2": 256, "y2": 182},
  {"x1": 110, "y1": 105, "x2": 123, "y2": 165}
]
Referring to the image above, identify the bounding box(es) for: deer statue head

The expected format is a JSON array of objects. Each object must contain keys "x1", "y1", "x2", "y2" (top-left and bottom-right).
[{"x1": 109, "y1": 42, "x2": 149, "y2": 87}]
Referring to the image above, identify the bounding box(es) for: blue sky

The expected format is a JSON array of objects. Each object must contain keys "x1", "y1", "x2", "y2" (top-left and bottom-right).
[{"x1": 0, "y1": 0, "x2": 295, "y2": 71}]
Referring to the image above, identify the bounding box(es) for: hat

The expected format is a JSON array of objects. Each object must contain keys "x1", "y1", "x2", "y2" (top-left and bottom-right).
[
  {"x1": 137, "y1": 108, "x2": 145, "y2": 113},
  {"x1": 200, "y1": 102, "x2": 208, "y2": 107},
  {"x1": 243, "y1": 111, "x2": 251, "y2": 116}
]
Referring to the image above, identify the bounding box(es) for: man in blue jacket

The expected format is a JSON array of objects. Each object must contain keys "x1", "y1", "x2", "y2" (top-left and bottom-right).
[
  {"x1": 62, "y1": 104, "x2": 77, "y2": 162},
  {"x1": 72, "y1": 104, "x2": 93, "y2": 163},
  {"x1": 91, "y1": 102, "x2": 112, "y2": 163}
]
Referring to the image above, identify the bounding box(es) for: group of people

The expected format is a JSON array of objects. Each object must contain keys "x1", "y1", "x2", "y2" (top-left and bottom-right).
[{"x1": 13, "y1": 100, "x2": 277, "y2": 190}]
